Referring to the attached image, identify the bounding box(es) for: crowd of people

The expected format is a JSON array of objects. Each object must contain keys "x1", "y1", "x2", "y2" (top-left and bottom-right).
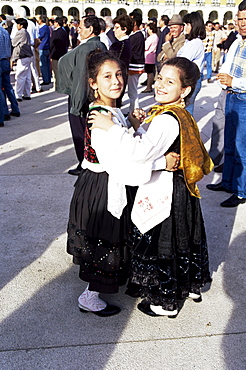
[{"x1": 1, "y1": 2, "x2": 246, "y2": 317}]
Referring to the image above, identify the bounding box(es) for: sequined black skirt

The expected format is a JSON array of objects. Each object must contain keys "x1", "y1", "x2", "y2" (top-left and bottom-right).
[
  {"x1": 67, "y1": 169, "x2": 133, "y2": 294},
  {"x1": 126, "y1": 170, "x2": 212, "y2": 311}
]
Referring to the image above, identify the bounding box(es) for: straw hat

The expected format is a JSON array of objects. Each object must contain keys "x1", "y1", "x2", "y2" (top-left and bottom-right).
[{"x1": 168, "y1": 14, "x2": 184, "y2": 26}]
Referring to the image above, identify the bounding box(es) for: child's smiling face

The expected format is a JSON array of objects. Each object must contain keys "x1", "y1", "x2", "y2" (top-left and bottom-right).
[
  {"x1": 90, "y1": 60, "x2": 124, "y2": 106},
  {"x1": 154, "y1": 65, "x2": 190, "y2": 106}
]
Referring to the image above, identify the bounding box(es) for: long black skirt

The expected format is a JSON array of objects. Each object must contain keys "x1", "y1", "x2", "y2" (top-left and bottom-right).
[
  {"x1": 67, "y1": 169, "x2": 133, "y2": 294},
  {"x1": 126, "y1": 170, "x2": 212, "y2": 311}
]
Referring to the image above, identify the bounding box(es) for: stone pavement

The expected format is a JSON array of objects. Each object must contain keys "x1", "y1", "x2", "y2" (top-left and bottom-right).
[{"x1": 0, "y1": 74, "x2": 245, "y2": 370}]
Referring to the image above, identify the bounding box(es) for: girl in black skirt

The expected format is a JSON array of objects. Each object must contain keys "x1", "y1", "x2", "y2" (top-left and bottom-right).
[{"x1": 67, "y1": 51, "x2": 132, "y2": 316}]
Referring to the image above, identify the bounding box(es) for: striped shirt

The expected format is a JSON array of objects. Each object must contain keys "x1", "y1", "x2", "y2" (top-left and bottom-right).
[
  {"x1": 220, "y1": 36, "x2": 246, "y2": 93},
  {"x1": 229, "y1": 39, "x2": 246, "y2": 79},
  {"x1": 203, "y1": 31, "x2": 215, "y2": 53}
]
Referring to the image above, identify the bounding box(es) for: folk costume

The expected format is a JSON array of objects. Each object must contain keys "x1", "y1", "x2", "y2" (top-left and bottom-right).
[
  {"x1": 100, "y1": 104, "x2": 213, "y2": 314},
  {"x1": 67, "y1": 105, "x2": 133, "y2": 294}
]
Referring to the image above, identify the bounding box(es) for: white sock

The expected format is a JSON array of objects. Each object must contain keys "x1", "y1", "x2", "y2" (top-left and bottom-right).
[
  {"x1": 150, "y1": 304, "x2": 178, "y2": 316},
  {"x1": 78, "y1": 285, "x2": 107, "y2": 312}
]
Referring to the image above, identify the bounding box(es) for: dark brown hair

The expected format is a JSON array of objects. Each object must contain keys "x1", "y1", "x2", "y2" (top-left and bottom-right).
[
  {"x1": 87, "y1": 50, "x2": 124, "y2": 101},
  {"x1": 163, "y1": 57, "x2": 200, "y2": 102}
]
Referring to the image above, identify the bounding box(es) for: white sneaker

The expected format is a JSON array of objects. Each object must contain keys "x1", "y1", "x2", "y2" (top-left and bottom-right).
[{"x1": 78, "y1": 290, "x2": 107, "y2": 312}]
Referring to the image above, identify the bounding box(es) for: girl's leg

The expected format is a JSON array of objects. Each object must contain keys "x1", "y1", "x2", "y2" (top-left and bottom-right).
[{"x1": 77, "y1": 285, "x2": 121, "y2": 317}]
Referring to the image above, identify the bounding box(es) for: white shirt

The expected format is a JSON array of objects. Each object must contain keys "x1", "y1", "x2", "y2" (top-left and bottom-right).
[
  {"x1": 213, "y1": 29, "x2": 227, "y2": 51},
  {"x1": 99, "y1": 32, "x2": 112, "y2": 49},
  {"x1": 177, "y1": 38, "x2": 205, "y2": 72}
]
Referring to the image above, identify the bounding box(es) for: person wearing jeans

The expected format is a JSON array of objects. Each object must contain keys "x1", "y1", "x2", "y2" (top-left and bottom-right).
[
  {"x1": 0, "y1": 26, "x2": 20, "y2": 126},
  {"x1": 1, "y1": 59, "x2": 20, "y2": 117},
  {"x1": 37, "y1": 15, "x2": 51, "y2": 85},
  {"x1": 206, "y1": 0, "x2": 246, "y2": 207},
  {"x1": 203, "y1": 21, "x2": 214, "y2": 83}
]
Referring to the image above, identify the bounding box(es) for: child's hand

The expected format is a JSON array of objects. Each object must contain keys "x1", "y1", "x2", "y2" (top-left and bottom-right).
[
  {"x1": 165, "y1": 152, "x2": 180, "y2": 172},
  {"x1": 128, "y1": 112, "x2": 140, "y2": 131},
  {"x1": 128, "y1": 109, "x2": 146, "y2": 131},
  {"x1": 89, "y1": 111, "x2": 114, "y2": 131},
  {"x1": 132, "y1": 108, "x2": 146, "y2": 122}
]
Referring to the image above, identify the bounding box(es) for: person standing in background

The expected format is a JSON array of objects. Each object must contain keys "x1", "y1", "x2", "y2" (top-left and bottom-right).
[
  {"x1": 98, "y1": 18, "x2": 111, "y2": 49},
  {"x1": 104, "y1": 16, "x2": 117, "y2": 45},
  {"x1": 212, "y1": 22, "x2": 227, "y2": 73},
  {"x1": 155, "y1": 15, "x2": 170, "y2": 72},
  {"x1": 70, "y1": 20, "x2": 79, "y2": 49},
  {"x1": 0, "y1": 25, "x2": 20, "y2": 127},
  {"x1": 157, "y1": 15, "x2": 185, "y2": 63},
  {"x1": 57, "y1": 16, "x2": 106, "y2": 176},
  {"x1": 222, "y1": 23, "x2": 238, "y2": 62},
  {"x1": 177, "y1": 12, "x2": 206, "y2": 115},
  {"x1": 62, "y1": 16, "x2": 70, "y2": 49},
  {"x1": 50, "y1": 17, "x2": 68, "y2": 90},
  {"x1": 110, "y1": 14, "x2": 133, "y2": 107},
  {"x1": 207, "y1": 0, "x2": 246, "y2": 207},
  {"x1": 127, "y1": 11, "x2": 145, "y2": 113},
  {"x1": 142, "y1": 22, "x2": 159, "y2": 93},
  {"x1": 203, "y1": 21, "x2": 215, "y2": 83},
  {"x1": 37, "y1": 15, "x2": 51, "y2": 86},
  {"x1": 11, "y1": 18, "x2": 33, "y2": 102},
  {"x1": 12, "y1": 7, "x2": 42, "y2": 94}
]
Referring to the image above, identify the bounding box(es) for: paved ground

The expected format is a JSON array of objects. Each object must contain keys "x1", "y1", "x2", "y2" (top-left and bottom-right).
[{"x1": 0, "y1": 73, "x2": 246, "y2": 370}]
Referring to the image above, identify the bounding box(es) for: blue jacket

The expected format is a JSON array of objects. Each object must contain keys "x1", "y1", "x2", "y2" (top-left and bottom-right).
[{"x1": 39, "y1": 24, "x2": 50, "y2": 50}]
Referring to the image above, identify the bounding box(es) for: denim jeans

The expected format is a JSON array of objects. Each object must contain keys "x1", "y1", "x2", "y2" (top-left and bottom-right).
[
  {"x1": 1, "y1": 59, "x2": 19, "y2": 113},
  {"x1": 0, "y1": 58, "x2": 20, "y2": 118},
  {"x1": 204, "y1": 52, "x2": 212, "y2": 80},
  {"x1": 209, "y1": 89, "x2": 226, "y2": 165},
  {"x1": 39, "y1": 49, "x2": 51, "y2": 83},
  {"x1": 186, "y1": 76, "x2": 202, "y2": 116},
  {"x1": 0, "y1": 63, "x2": 4, "y2": 123},
  {"x1": 222, "y1": 92, "x2": 246, "y2": 197}
]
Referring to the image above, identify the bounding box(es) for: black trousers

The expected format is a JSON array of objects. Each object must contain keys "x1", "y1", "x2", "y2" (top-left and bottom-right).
[{"x1": 68, "y1": 97, "x2": 87, "y2": 164}]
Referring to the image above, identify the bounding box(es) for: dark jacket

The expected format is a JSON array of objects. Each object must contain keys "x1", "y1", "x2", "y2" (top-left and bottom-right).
[
  {"x1": 50, "y1": 27, "x2": 68, "y2": 60},
  {"x1": 110, "y1": 38, "x2": 132, "y2": 70},
  {"x1": 57, "y1": 36, "x2": 106, "y2": 116},
  {"x1": 129, "y1": 30, "x2": 145, "y2": 65},
  {"x1": 156, "y1": 26, "x2": 170, "y2": 64}
]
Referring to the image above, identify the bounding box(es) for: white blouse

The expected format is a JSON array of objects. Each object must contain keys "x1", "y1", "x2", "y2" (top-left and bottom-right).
[
  {"x1": 90, "y1": 111, "x2": 180, "y2": 231},
  {"x1": 177, "y1": 38, "x2": 205, "y2": 72}
]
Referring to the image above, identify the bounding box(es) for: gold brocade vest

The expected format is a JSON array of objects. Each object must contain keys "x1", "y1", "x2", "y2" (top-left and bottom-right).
[{"x1": 145, "y1": 104, "x2": 214, "y2": 198}]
